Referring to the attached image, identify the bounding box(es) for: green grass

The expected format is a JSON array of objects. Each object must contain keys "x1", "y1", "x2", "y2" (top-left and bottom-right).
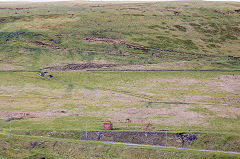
[
  {"x1": 0, "y1": 1, "x2": 239, "y2": 71},
  {"x1": 0, "y1": 134, "x2": 240, "y2": 159},
  {"x1": 189, "y1": 106, "x2": 216, "y2": 115},
  {"x1": 0, "y1": 1, "x2": 239, "y2": 157},
  {"x1": 0, "y1": 71, "x2": 239, "y2": 135}
]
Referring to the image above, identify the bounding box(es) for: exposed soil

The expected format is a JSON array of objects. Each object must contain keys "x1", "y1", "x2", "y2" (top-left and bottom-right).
[
  {"x1": 80, "y1": 89, "x2": 143, "y2": 103},
  {"x1": 84, "y1": 37, "x2": 148, "y2": 51},
  {"x1": 0, "y1": 110, "x2": 80, "y2": 120},
  {"x1": 43, "y1": 63, "x2": 129, "y2": 71},
  {"x1": 35, "y1": 40, "x2": 68, "y2": 50},
  {"x1": 0, "y1": 140, "x2": 9, "y2": 151}
]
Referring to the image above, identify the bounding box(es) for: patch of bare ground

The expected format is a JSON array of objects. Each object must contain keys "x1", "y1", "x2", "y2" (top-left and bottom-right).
[
  {"x1": 43, "y1": 63, "x2": 131, "y2": 71},
  {"x1": 0, "y1": 64, "x2": 24, "y2": 71},
  {"x1": 0, "y1": 86, "x2": 21, "y2": 97},
  {"x1": 211, "y1": 75, "x2": 240, "y2": 93},
  {"x1": 147, "y1": 78, "x2": 199, "y2": 85},
  {"x1": 0, "y1": 110, "x2": 81, "y2": 120},
  {"x1": 35, "y1": 40, "x2": 68, "y2": 50},
  {"x1": 80, "y1": 89, "x2": 145, "y2": 104},
  {"x1": 0, "y1": 140, "x2": 9, "y2": 151},
  {"x1": 107, "y1": 106, "x2": 206, "y2": 126}
]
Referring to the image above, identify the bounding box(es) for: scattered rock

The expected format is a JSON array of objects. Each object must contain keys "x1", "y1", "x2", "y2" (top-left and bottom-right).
[
  {"x1": 125, "y1": 118, "x2": 131, "y2": 123},
  {"x1": 55, "y1": 33, "x2": 62, "y2": 38},
  {"x1": 46, "y1": 75, "x2": 53, "y2": 79},
  {"x1": 234, "y1": 9, "x2": 240, "y2": 13},
  {"x1": 31, "y1": 141, "x2": 39, "y2": 148},
  {"x1": 176, "y1": 133, "x2": 198, "y2": 147},
  {"x1": 50, "y1": 39, "x2": 57, "y2": 44},
  {"x1": 173, "y1": 11, "x2": 180, "y2": 16}
]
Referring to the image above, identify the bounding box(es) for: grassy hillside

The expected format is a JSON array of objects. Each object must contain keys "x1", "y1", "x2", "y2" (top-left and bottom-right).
[
  {"x1": 0, "y1": 134, "x2": 240, "y2": 159},
  {"x1": 0, "y1": 71, "x2": 239, "y2": 135},
  {"x1": 0, "y1": 1, "x2": 240, "y2": 158},
  {"x1": 0, "y1": 1, "x2": 239, "y2": 71}
]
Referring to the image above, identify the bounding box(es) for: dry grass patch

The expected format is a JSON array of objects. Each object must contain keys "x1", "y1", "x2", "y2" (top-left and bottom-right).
[
  {"x1": 211, "y1": 75, "x2": 240, "y2": 93},
  {"x1": 108, "y1": 105, "x2": 206, "y2": 126},
  {"x1": 0, "y1": 64, "x2": 23, "y2": 71},
  {"x1": 0, "y1": 110, "x2": 81, "y2": 120},
  {"x1": 79, "y1": 89, "x2": 144, "y2": 104}
]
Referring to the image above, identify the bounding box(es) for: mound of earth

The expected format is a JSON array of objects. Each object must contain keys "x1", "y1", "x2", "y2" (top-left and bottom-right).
[{"x1": 44, "y1": 63, "x2": 123, "y2": 71}]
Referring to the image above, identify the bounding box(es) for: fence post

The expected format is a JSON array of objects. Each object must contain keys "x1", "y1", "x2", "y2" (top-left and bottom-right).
[
  {"x1": 9, "y1": 120, "x2": 12, "y2": 137},
  {"x1": 165, "y1": 127, "x2": 168, "y2": 147},
  {"x1": 85, "y1": 121, "x2": 88, "y2": 140}
]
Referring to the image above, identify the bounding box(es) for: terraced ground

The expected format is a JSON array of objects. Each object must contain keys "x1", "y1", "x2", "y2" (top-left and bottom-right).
[{"x1": 0, "y1": 0, "x2": 240, "y2": 158}]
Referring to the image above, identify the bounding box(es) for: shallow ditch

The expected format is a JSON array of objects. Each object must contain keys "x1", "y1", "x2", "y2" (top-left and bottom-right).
[
  {"x1": 11, "y1": 130, "x2": 198, "y2": 148},
  {"x1": 84, "y1": 131, "x2": 199, "y2": 147}
]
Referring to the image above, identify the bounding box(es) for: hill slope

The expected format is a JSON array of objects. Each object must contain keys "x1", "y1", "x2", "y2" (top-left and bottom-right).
[{"x1": 0, "y1": 1, "x2": 239, "y2": 71}]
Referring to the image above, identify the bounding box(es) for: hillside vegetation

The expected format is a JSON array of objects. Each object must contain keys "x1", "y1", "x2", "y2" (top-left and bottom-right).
[
  {"x1": 0, "y1": 1, "x2": 240, "y2": 158},
  {"x1": 0, "y1": 134, "x2": 240, "y2": 159},
  {"x1": 0, "y1": 71, "x2": 239, "y2": 135},
  {"x1": 0, "y1": 1, "x2": 239, "y2": 71}
]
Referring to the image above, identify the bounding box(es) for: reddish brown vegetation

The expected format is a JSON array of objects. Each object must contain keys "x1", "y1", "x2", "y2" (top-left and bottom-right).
[
  {"x1": 35, "y1": 40, "x2": 69, "y2": 50},
  {"x1": 55, "y1": 33, "x2": 62, "y2": 38},
  {"x1": 44, "y1": 63, "x2": 120, "y2": 71}
]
